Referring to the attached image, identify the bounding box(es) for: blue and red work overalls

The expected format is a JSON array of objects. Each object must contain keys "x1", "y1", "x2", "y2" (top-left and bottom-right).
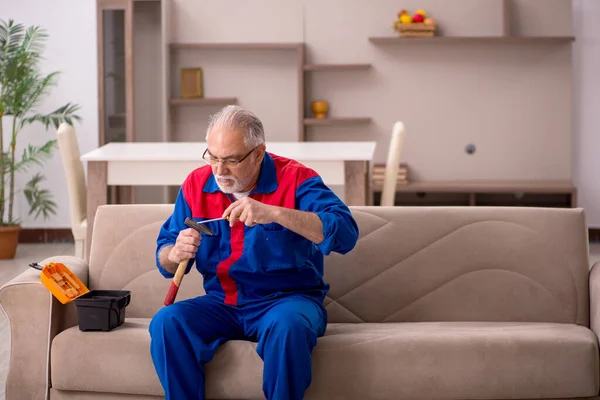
[{"x1": 149, "y1": 152, "x2": 359, "y2": 400}]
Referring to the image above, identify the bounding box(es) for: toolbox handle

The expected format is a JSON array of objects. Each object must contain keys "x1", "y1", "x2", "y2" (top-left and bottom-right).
[
  {"x1": 117, "y1": 293, "x2": 131, "y2": 309},
  {"x1": 29, "y1": 262, "x2": 43, "y2": 271},
  {"x1": 124, "y1": 293, "x2": 131, "y2": 307}
]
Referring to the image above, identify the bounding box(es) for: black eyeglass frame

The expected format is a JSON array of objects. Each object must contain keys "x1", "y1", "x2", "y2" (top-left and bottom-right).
[{"x1": 202, "y1": 146, "x2": 259, "y2": 167}]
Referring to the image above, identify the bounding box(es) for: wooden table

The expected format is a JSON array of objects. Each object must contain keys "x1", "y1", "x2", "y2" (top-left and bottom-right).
[{"x1": 80, "y1": 141, "x2": 376, "y2": 258}]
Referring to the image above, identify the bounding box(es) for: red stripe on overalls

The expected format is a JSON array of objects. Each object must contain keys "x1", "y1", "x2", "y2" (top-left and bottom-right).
[{"x1": 216, "y1": 212, "x2": 244, "y2": 305}]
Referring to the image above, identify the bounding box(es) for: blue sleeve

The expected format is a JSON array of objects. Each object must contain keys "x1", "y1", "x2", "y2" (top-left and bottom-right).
[
  {"x1": 155, "y1": 187, "x2": 195, "y2": 278},
  {"x1": 296, "y1": 175, "x2": 359, "y2": 255}
]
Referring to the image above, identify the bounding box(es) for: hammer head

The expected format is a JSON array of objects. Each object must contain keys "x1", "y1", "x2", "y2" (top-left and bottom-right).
[{"x1": 184, "y1": 218, "x2": 215, "y2": 236}]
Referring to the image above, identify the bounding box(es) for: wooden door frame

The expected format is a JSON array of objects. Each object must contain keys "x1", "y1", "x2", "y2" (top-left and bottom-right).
[
  {"x1": 96, "y1": 0, "x2": 135, "y2": 146},
  {"x1": 96, "y1": 0, "x2": 135, "y2": 204}
]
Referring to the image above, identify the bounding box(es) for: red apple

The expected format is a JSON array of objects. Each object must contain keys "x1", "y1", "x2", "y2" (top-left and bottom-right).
[
  {"x1": 412, "y1": 13, "x2": 424, "y2": 23},
  {"x1": 397, "y1": 9, "x2": 408, "y2": 18}
]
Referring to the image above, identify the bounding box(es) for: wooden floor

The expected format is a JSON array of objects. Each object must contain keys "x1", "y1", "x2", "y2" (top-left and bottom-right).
[{"x1": 0, "y1": 242, "x2": 600, "y2": 399}]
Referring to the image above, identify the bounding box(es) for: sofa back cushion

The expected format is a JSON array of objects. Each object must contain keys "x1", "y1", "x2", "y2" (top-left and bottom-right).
[
  {"x1": 88, "y1": 205, "x2": 590, "y2": 326},
  {"x1": 88, "y1": 204, "x2": 200, "y2": 318},
  {"x1": 323, "y1": 207, "x2": 590, "y2": 326}
]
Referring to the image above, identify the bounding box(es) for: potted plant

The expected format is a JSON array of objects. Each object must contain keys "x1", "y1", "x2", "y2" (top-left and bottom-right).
[{"x1": 0, "y1": 19, "x2": 81, "y2": 259}]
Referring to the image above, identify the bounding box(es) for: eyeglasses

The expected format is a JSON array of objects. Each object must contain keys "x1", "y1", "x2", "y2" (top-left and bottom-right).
[{"x1": 202, "y1": 146, "x2": 258, "y2": 168}]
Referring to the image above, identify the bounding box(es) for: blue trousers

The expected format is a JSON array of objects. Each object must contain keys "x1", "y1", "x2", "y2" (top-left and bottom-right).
[{"x1": 148, "y1": 294, "x2": 327, "y2": 400}]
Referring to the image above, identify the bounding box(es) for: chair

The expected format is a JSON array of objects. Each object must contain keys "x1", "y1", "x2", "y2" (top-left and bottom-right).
[
  {"x1": 380, "y1": 121, "x2": 407, "y2": 206},
  {"x1": 56, "y1": 123, "x2": 87, "y2": 259}
]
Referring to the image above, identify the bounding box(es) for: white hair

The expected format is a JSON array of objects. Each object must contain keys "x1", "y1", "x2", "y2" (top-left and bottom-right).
[{"x1": 206, "y1": 105, "x2": 265, "y2": 148}]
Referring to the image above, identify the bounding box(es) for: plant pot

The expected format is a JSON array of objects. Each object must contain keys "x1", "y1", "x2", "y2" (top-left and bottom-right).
[{"x1": 0, "y1": 225, "x2": 21, "y2": 259}]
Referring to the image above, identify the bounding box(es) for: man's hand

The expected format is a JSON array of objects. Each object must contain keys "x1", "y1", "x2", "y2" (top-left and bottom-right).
[
  {"x1": 168, "y1": 228, "x2": 202, "y2": 264},
  {"x1": 222, "y1": 197, "x2": 324, "y2": 244},
  {"x1": 222, "y1": 197, "x2": 277, "y2": 227}
]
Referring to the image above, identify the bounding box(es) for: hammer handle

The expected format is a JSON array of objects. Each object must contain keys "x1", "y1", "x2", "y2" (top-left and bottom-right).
[{"x1": 163, "y1": 258, "x2": 188, "y2": 306}]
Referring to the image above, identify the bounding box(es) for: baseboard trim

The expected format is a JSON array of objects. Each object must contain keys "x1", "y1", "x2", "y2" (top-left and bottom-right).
[{"x1": 19, "y1": 228, "x2": 74, "y2": 243}]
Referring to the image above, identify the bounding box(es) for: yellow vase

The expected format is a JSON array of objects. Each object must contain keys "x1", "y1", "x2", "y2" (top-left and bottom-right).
[{"x1": 311, "y1": 100, "x2": 329, "y2": 119}]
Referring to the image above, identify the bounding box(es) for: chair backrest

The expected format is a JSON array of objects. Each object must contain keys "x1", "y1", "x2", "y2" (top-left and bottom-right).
[
  {"x1": 56, "y1": 123, "x2": 87, "y2": 229},
  {"x1": 380, "y1": 121, "x2": 406, "y2": 206},
  {"x1": 88, "y1": 204, "x2": 591, "y2": 327}
]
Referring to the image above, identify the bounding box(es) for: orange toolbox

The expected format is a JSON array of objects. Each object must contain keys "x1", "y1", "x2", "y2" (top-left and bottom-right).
[
  {"x1": 33, "y1": 261, "x2": 90, "y2": 304},
  {"x1": 30, "y1": 261, "x2": 131, "y2": 331}
]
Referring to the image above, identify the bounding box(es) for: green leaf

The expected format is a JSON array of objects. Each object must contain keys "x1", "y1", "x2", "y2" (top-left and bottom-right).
[
  {"x1": 18, "y1": 102, "x2": 82, "y2": 130},
  {"x1": 21, "y1": 25, "x2": 48, "y2": 55},
  {"x1": 23, "y1": 173, "x2": 57, "y2": 220},
  {"x1": 0, "y1": 151, "x2": 10, "y2": 174},
  {"x1": 0, "y1": 20, "x2": 25, "y2": 63},
  {"x1": 12, "y1": 139, "x2": 56, "y2": 172}
]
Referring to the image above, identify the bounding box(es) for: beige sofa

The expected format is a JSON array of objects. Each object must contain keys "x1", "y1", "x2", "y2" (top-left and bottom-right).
[{"x1": 2, "y1": 204, "x2": 600, "y2": 400}]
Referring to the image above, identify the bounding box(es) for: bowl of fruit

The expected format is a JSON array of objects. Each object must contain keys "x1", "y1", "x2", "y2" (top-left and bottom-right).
[{"x1": 394, "y1": 9, "x2": 437, "y2": 37}]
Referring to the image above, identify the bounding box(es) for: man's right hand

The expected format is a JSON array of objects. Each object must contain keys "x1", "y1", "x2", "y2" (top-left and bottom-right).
[{"x1": 168, "y1": 228, "x2": 202, "y2": 264}]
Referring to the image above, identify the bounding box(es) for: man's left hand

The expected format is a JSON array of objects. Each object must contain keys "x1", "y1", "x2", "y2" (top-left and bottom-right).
[{"x1": 222, "y1": 197, "x2": 278, "y2": 227}]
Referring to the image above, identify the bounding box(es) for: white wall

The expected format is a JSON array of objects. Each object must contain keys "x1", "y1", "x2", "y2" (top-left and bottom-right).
[
  {"x1": 2, "y1": 0, "x2": 598, "y2": 229},
  {"x1": 168, "y1": 0, "x2": 302, "y2": 144},
  {"x1": 168, "y1": 0, "x2": 573, "y2": 183},
  {"x1": 2, "y1": 0, "x2": 98, "y2": 228},
  {"x1": 573, "y1": 0, "x2": 600, "y2": 227},
  {"x1": 298, "y1": 0, "x2": 572, "y2": 181}
]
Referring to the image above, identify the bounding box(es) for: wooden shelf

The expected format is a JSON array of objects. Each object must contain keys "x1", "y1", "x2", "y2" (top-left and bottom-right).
[
  {"x1": 303, "y1": 63, "x2": 372, "y2": 71},
  {"x1": 371, "y1": 180, "x2": 577, "y2": 208},
  {"x1": 304, "y1": 118, "x2": 372, "y2": 126},
  {"x1": 371, "y1": 180, "x2": 576, "y2": 194},
  {"x1": 368, "y1": 36, "x2": 575, "y2": 45},
  {"x1": 169, "y1": 98, "x2": 238, "y2": 106},
  {"x1": 170, "y1": 42, "x2": 302, "y2": 50}
]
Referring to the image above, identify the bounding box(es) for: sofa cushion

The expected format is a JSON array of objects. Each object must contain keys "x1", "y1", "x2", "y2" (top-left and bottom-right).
[{"x1": 51, "y1": 319, "x2": 599, "y2": 399}]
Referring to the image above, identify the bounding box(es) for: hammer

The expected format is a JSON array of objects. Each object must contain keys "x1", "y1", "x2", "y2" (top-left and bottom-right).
[{"x1": 163, "y1": 218, "x2": 215, "y2": 306}]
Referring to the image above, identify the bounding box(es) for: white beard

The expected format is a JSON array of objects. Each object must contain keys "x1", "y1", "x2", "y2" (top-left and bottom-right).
[{"x1": 214, "y1": 174, "x2": 247, "y2": 194}]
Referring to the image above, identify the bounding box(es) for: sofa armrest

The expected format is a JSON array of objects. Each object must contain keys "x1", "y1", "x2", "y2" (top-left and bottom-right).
[
  {"x1": 590, "y1": 261, "x2": 600, "y2": 337},
  {"x1": 0, "y1": 255, "x2": 88, "y2": 400}
]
